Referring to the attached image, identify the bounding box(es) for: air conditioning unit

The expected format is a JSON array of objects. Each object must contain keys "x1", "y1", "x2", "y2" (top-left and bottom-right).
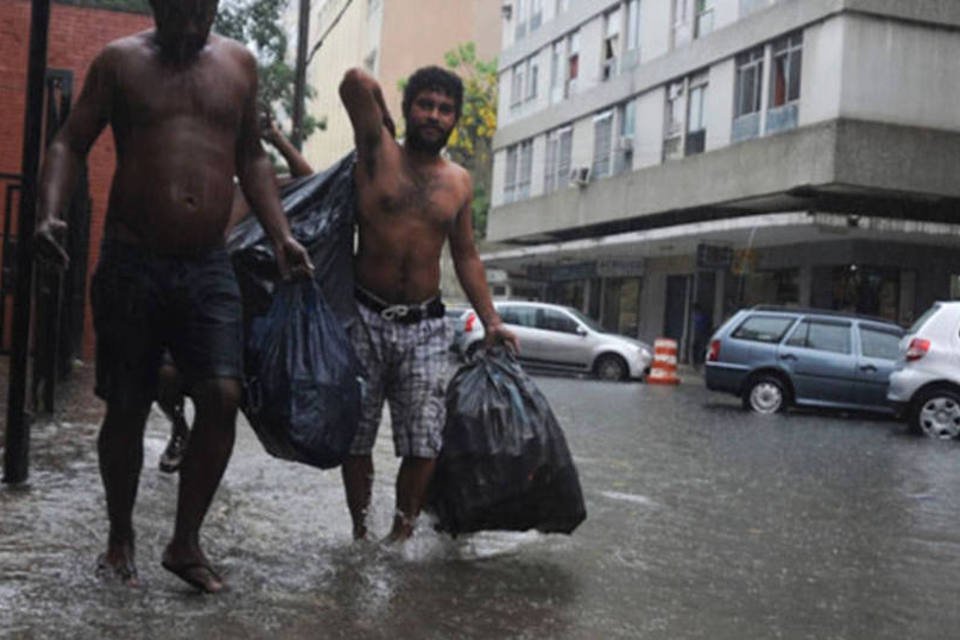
[
  {"x1": 569, "y1": 166, "x2": 591, "y2": 187},
  {"x1": 617, "y1": 136, "x2": 634, "y2": 151}
]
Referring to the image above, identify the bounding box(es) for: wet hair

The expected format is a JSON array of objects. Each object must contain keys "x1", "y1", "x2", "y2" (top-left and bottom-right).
[{"x1": 402, "y1": 66, "x2": 464, "y2": 121}]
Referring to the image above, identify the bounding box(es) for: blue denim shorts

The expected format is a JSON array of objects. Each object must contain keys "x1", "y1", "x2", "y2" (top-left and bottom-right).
[{"x1": 90, "y1": 240, "x2": 243, "y2": 406}]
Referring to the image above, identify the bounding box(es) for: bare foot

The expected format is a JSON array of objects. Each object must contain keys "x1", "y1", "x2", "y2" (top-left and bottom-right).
[
  {"x1": 383, "y1": 514, "x2": 415, "y2": 544},
  {"x1": 96, "y1": 546, "x2": 140, "y2": 587},
  {"x1": 161, "y1": 545, "x2": 224, "y2": 594}
]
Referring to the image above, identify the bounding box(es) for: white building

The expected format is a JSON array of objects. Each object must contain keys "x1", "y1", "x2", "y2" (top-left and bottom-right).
[{"x1": 485, "y1": 0, "x2": 960, "y2": 360}]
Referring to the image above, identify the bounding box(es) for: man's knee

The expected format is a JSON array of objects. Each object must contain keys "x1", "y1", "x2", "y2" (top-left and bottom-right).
[{"x1": 191, "y1": 377, "x2": 242, "y2": 414}]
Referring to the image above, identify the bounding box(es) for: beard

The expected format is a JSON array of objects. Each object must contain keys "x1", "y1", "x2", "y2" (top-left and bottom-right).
[{"x1": 406, "y1": 123, "x2": 452, "y2": 155}]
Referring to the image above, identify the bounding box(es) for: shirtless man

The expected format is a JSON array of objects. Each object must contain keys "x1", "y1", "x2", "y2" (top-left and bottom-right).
[
  {"x1": 34, "y1": 0, "x2": 313, "y2": 592},
  {"x1": 339, "y1": 66, "x2": 518, "y2": 542}
]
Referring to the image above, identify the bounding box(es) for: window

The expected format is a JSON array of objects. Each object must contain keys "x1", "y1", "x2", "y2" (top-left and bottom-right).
[
  {"x1": 860, "y1": 326, "x2": 901, "y2": 360},
  {"x1": 663, "y1": 80, "x2": 684, "y2": 160},
  {"x1": 515, "y1": 0, "x2": 527, "y2": 39},
  {"x1": 504, "y1": 146, "x2": 518, "y2": 203},
  {"x1": 510, "y1": 63, "x2": 525, "y2": 107},
  {"x1": 593, "y1": 111, "x2": 614, "y2": 179},
  {"x1": 672, "y1": 0, "x2": 691, "y2": 45},
  {"x1": 787, "y1": 320, "x2": 851, "y2": 354},
  {"x1": 530, "y1": 0, "x2": 543, "y2": 31},
  {"x1": 685, "y1": 72, "x2": 708, "y2": 155},
  {"x1": 732, "y1": 315, "x2": 796, "y2": 343},
  {"x1": 614, "y1": 100, "x2": 636, "y2": 174},
  {"x1": 550, "y1": 40, "x2": 564, "y2": 103},
  {"x1": 527, "y1": 56, "x2": 539, "y2": 101},
  {"x1": 565, "y1": 31, "x2": 580, "y2": 98},
  {"x1": 770, "y1": 32, "x2": 802, "y2": 107},
  {"x1": 602, "y1": 8, "x2": 622, "y2": 81},
  {"x1": 538, "y1": 308, "x2": 579, "y2": 334},
  {"x1": 544, "y1": 126, "x2": 573, "y2": 193},
  {"x1": 695, "y1": 0, "x2": 714, "y2": 38},
  {"x1": 517, "y1": 140, "x2": 533, "y2": 200},
  {"x1": 735, "y1": 47, "x2": 764, "y2": 117},
  {"x1": 555, "y1": 0, "x2": 570, "y2": 14},
  {"x1": 501, "y1": 305, "x2": 537, "y2": 327}
]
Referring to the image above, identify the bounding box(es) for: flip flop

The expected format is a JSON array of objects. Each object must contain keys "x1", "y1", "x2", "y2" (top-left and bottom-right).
[
  {"x1": 161, "y1": 558, "x2": 225, "y2": 594},
  {"x1": 96, "y1": 553, "x2": 140, "y2": 587}
]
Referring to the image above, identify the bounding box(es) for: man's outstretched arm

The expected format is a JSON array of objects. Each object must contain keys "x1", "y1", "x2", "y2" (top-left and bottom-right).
[
  {"x1": 234, "y1": 49, "x2": 313, "y2": 279},
  {"x1": 36, "y1": 48, "x2": 115, "y2": 266},
  {"x1": 449, "y1": 173, "x2": 519, "y2": 352}
]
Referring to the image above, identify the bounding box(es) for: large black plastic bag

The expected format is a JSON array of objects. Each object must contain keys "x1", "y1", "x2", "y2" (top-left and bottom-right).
[
  {"x1": 428, "y1": 350, "x2": 587, "y2": 535},
  {"x1": 227, "y1": 152, "x2": 358, "y2": 328},
  {"x1": 243, "y1": 279, "x2": 362, "y2": 469}
]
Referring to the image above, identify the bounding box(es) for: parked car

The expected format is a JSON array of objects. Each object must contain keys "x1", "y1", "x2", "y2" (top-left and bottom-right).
[
  {"x1": 888, "y1": 301, "x2": 960, "y2": 439},
  {"x1": 705, "y1": 305, "x2": 904, "y2": 414},
  {"x1": 443, "y1": 304, "x2": 471, "y2": 351},
  {"x1": 454, "y1": 301, "x2": 653, "y2": 381}
]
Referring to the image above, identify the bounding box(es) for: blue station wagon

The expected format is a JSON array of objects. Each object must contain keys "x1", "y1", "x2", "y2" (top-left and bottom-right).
[{"x1": 705, "y1": 306, "x2": 904, "y2": 414}]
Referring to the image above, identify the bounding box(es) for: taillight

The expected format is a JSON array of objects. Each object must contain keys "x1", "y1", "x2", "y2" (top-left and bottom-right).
[
  {"x1": 707, "y1": 339, "x2": 721, "y2": 362},
  {"x1": 905, "y1": 338, "x2": 930, "y2": 361},
  {"x1": 464, "y1": 312, "x2": 477, "y2": 332}
]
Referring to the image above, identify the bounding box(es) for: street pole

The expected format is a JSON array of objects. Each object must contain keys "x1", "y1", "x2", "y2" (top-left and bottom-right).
[
  {"x1": 291, "y1": 0, "x2": 310, "y2": 151},
  {"x1": 4, "y1": 0, "x2": 51, "y2": 484}
]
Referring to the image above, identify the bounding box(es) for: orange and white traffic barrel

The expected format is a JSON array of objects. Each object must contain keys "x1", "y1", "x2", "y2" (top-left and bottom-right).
[{"x1": 647, "y1": 338, "x2": 680, "y2": 385}]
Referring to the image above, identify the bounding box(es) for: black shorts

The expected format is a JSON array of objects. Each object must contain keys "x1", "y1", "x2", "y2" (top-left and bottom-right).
[{"x1": 91, "y1": 240, "x2": 243, "y2": 405}]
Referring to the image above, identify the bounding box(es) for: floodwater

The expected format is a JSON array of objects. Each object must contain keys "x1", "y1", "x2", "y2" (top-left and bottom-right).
[{"x1": 3, "y1": 363, "x2": 960, "y2": 639}]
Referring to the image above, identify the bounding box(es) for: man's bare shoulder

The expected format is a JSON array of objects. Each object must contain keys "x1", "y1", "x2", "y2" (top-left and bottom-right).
[
  {"x1": 95, "y1": 30, "x2": 154, "y2": 67},
  {"x1": 443, "y1": 158, "x2": 473, "y2": 194},
  {"x1": 209, "y1": 34, "x2": 256, "y2": 67}
]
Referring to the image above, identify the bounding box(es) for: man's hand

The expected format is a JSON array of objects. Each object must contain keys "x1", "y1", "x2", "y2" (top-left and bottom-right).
[
  {"x1": 273, "y1": 235, "x2": 314, "y2": 280},
  {"x1": 34, "y1": 217, "x2": 69, "y2": 268},
  {"x1": 483, "y1": 320, "x2": 519, "y2": 354}
]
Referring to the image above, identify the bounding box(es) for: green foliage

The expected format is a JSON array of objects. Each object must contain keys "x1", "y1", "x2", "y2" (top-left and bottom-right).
[
  {"x1": 399, "y1": 42, "x2": 498, "y2": 236},
  {"x1": 215, "y1": 0, "x2": 322, "y2": 143}
]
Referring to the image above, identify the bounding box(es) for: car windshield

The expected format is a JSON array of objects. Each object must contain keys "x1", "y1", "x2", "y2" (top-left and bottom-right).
[{"x1": 566, "y1": 307, "x2": 605, "y2": 332}]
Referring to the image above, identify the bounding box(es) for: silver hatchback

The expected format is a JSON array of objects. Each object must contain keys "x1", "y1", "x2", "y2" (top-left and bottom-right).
[
  {"x1": 888, "y1": 302, "x2": 960, "y2": 439},
  {"x1": 454, "y1": 301, "x2": 653, "y2": 381}
]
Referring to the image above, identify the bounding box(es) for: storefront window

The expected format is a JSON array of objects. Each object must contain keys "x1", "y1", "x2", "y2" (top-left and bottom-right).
[
  {"x1": 831, "y1": 265, "x2": 899, "y2": 321},
  {"x1": 602, "y1": 277, "x2": 641, "y2": 336},
  {"x1": 733, "y1": 268, "x2": 799, "y2": 308}
]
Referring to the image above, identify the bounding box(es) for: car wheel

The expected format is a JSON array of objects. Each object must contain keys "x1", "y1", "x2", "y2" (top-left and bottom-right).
[
  {"x1": 594, "y1": 354, "x2": 628, "y2": 381},
  {"x1": 910, "y1": 387, "x2": 960, "y2": 439},
  {"x1": 743, "y1": 375, "x2": 787, "y2": 414}
]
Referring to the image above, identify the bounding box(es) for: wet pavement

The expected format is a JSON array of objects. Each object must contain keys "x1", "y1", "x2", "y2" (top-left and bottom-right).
[{"x1": 3, "y1": 362, "x2": 960, "y2": 639}]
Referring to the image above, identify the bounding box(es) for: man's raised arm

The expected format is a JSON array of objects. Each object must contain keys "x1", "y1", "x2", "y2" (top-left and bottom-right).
[
  {"x1": 35, "y1": 49, "x2": 115, "y2": 266},
  {"x1": 234, "y1": 47, "x2": 313, "y2": 280},
  {"x1": 338, "y1": 68, "x2": 395, "y2": 175}
]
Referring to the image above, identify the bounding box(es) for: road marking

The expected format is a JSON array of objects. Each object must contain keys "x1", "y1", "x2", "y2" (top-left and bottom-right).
[{"x1": 599, "y1": 491, "x2": 656, "y2": 506}]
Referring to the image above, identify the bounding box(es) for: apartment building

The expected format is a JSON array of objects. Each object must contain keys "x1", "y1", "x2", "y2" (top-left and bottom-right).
[
  {"x1": 300, "y1": 0, "x2": 501, "y2": 169},
  {"x1": 484, "y1": 0, "x2": 960, "y2": 359}
]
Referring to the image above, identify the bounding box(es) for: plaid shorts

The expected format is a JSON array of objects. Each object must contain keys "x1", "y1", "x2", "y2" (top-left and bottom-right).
[{"x1": 349, "y1": 303, "x2": 450, "y2": 458}]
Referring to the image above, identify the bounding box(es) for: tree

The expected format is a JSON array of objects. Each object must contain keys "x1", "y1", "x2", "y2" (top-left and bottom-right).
[
  {"x1": 400, "y1": 42, "x2": 498, "y2": 236},
  {"x1": 215, "y1": 0, "x2": 324, "y2": 148}
]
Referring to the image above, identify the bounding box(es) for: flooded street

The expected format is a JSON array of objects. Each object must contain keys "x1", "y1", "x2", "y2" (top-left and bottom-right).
[{"x1": 4, "y1": 363, "x2": 960, "y2": 638}]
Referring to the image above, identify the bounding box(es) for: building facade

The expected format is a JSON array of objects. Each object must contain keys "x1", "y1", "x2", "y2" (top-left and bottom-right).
[
  {"x1": 485, "y1": 0, "x2": 960, "y2": 360},
  {"x1": 300, "y1": 0, "x2": 502, "y2": 169}
]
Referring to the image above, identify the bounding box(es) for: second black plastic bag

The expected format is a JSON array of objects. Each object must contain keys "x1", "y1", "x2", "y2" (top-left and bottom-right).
[
  {"x1": 243, "y1": 279, "x2": 362, "y2": 469},
  {"x1": 428, "y1": 349, "x2": 587, "y2": 535}
]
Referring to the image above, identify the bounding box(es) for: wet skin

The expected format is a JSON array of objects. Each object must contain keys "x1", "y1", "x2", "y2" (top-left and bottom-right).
[
  {"x1": 34, "y1": 0, "x2": 312, "y2": 593},
  {"x1": 338, "y1": 69, "x2": 517, "y2": 542}
]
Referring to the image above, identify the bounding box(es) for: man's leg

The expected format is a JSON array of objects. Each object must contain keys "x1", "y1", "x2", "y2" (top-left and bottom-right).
[
  {"x1": 97, "y1": 399, "x2": 152, "y2": 586},
  {"x1": 162, "y1": 376, "x2": 240, "y2": 593},
  {"x1": 388, "y1": 457, "x2": 437, "y2": 542},
  {"x1": 342, "y1": 455, "x2": 374, "y2": 540}
]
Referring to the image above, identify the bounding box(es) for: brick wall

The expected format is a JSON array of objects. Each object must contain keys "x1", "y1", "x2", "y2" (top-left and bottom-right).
[{"x1": 0, "y1": 0, "x2": 152, "y2": 359}]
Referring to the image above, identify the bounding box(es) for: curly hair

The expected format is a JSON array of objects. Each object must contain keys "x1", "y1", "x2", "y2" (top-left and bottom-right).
[{"x1": 402, "y1": 66, "x2": 464, "y2": 121}]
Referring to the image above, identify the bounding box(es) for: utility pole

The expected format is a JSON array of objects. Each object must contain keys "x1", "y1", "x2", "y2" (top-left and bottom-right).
[
  {"x1": 291, "y1": 0, "x2": 310, "y2": 150},
  {"x1": 4, "y1": 0, "x2": 51, "y2": 484}
]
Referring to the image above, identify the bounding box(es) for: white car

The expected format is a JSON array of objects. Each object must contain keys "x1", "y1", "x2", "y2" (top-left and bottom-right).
[
  {"x1": 888, "y1": 301, "x2": 960, "y2": 438},
  {"x1": 453, "y1": 301, "x2": 653, "y2": 381}
]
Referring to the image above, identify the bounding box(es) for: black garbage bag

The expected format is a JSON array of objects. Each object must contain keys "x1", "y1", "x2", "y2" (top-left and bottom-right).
[
  {"x1": 227, "y1": 152, "x2": 358, "y2": 328},
  {"x1": 243, "y1": 279, "x2": 362, "y2": 469},
  {"x1": 428, "y1": 349, "x2": 587, "y2": 535}
]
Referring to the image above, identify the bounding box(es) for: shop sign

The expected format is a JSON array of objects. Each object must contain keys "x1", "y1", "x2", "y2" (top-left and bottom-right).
[
  {"x1": 526, "y1": 261, "x2": 597, "y2": 282},
  {"x1": 597, "y1": 258, "x2": 646, "y2": 277},
  {"x1": 696, "y1": 243, "x2": 734, "y2": 269}
]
